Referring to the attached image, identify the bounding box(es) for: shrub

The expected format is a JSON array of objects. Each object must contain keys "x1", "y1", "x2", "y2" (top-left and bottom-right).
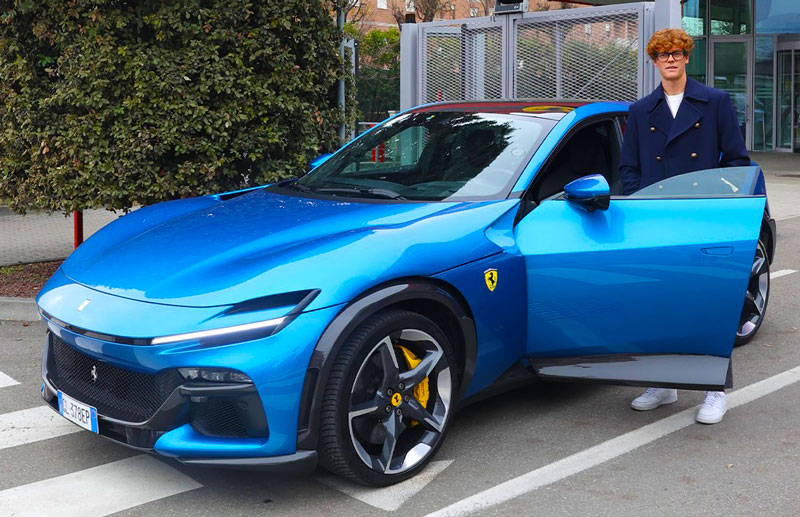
[{"x1": 0, "y1": 0, "x2": 352, "y2": 213}]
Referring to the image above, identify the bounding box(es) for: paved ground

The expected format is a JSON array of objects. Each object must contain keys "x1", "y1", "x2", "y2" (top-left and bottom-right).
[
  {"x1": 0, "y1": 152, "x2": 798, "y2": 267},
  {"x1": 0, "y1": 212, "x2": 798, "y2": 515}
]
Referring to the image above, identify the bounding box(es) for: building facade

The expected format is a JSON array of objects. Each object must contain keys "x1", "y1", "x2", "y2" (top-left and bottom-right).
[
  {"x1": 676, "y1": 0, "x2": 800, "y2": 152},
  {"x1": 351, "y1": 1, "x2": 575, "y2": 30}
]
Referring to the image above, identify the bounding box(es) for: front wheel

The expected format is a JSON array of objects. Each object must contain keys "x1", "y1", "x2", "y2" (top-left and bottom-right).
[
  {"x1": 318, "y1": 309, "x2": 458, "y2": 486},
  {"x1": 735, "y1": 239, "x2": 770, "y2": 346}
]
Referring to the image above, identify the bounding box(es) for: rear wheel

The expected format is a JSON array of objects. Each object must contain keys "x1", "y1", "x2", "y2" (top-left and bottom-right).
[
  {"x1": 735, "y1": 239, "x2": 770, "y2": 346},
  {"x1": 318, "y1": 309, "x2": 458, "y2": 486}
]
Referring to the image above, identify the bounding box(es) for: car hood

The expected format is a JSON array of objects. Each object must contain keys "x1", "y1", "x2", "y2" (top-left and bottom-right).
[{"x1": 60, "y1": 188, "x2": 519, "y2": 309}]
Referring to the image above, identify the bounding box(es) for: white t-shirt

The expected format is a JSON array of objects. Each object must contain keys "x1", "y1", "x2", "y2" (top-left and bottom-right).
[{"x1": 665, "y1": 91, "x2": 684, "y2": 118}]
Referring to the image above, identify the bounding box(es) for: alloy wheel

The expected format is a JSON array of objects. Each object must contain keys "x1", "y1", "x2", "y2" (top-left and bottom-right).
[
  {"x1": 347, "y1": 329, "x2": 452, "y2": 475},
  {"x1": 736, "y1": 240, "x2": 769, "y2": 343}
]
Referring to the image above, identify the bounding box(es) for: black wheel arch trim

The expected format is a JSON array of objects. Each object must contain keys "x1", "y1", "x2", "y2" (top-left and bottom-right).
[
  {"x1": 296, "y1": 277, "x2": 477, "y2": 451},
  {"x1": 762, "y1": 212, "x2": 776, "y2": 264}
]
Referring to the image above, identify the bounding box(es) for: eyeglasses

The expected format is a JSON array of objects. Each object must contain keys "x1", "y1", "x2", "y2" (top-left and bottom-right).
[{"x1": 655, "y1": 51, "x2": 687, "y2": 62}]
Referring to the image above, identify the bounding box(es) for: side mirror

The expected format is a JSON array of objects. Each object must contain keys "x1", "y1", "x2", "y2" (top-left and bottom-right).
[
  {"x1": 564, "y1": 174, "x2": 610, "y2": 212},
  {"x1": 310, "y1": 153, "x2": 333, "y2": 170}
]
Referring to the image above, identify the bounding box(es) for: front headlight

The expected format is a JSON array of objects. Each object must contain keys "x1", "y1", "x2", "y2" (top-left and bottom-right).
[{"x1": 150, "y1": 316, "x2": 285, "y2": 346}]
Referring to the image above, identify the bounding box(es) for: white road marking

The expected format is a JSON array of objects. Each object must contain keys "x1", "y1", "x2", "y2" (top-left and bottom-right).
[
  {"x1": 427, "y1": 365, "x2": 800, "y2": 517},
  {"x1": 0, "y1": 455, "x2": 201, "y2": 516},
  {"x1": 320, "y1": 459, "x2": 453, "y2": 511},
  {"x1": 0, "y1": 371, "x2": 19, "y2": 389},
  {"x1": 0, "y1": 405, "x2": 81, "y2": 450},
  {"x1": 770, "y1": 269, "x2": 797, "y2": 280}
]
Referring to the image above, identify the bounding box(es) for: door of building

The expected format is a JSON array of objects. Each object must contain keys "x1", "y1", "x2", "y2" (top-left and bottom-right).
[
  {"x1": 776, "y1": 45, "x2": 800, "y2": 152},
  {"x1": 709, "y1": 38, "x2": 753, "y2": 150}
]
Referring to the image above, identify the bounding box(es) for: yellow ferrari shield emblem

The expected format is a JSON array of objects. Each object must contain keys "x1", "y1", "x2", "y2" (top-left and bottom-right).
[
  {"x1": 484, "y1": 268, "x2": 498, "y2": 292},
  {"x1": 391, "y1": 392, "x2": 403, "y2": 406}
]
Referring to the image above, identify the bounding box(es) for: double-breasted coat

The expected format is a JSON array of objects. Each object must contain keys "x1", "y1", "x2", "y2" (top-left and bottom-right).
[{"x1": 620, "y1": 77, "x2": 749, "y2": 195}]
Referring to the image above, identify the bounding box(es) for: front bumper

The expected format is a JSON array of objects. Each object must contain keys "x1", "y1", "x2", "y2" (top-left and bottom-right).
[{"x1": 37, "y1": 293, "x2": 341, "y2": 471}]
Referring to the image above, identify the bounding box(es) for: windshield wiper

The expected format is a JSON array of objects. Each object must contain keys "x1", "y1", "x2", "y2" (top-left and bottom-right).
[
  {"x1": 283, "y1": 179, "x2": 313, "y2": 193},
  {"x1": 315, "y1": 187, "x2": 407, "y2": 200}
]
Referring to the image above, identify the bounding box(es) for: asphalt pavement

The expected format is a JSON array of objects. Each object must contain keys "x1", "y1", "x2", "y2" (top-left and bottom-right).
[{"x1": 0, "y1": 217, "x2": 799, "y2": 515}]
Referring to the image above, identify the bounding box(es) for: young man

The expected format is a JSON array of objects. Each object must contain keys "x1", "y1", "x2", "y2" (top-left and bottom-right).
[{"x1": 620, "y1": 28, "x2": 750, "y2": 424}]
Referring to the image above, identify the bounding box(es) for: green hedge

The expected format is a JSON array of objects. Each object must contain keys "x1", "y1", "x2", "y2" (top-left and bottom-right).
[{"x1": 0, "y1": 0, "x2": 352, "y2": 213}]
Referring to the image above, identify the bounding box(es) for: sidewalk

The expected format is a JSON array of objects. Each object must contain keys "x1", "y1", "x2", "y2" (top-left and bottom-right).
[
  {"x1": 0, "y1": 152, "x2": 798, "y2": 268},
  {"x1": 751, "y1": 152, "x2": 800, "y2": 221},
  {"x1": 0, "y1": 208, "x2": 120, "y2": 266}
]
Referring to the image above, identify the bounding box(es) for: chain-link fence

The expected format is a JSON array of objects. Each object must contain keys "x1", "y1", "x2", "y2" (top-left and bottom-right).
[
  {"x1": 406, "y1": 3, "x2": 653, "y2": 108},
  {"x1": 421, "y1": 19, "x2": 505, "y2": 103},
  {"x1": 514, "y1": 7, "x2": 641, "y2": 101}
]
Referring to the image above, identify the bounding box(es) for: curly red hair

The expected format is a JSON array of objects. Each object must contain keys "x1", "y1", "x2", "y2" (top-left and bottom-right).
[{"x1": 646, "y1": 28, "x2": 694, "y2": 60}]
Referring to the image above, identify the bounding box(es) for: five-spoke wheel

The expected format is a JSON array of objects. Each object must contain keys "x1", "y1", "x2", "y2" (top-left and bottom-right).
[
  {"x1": 735, "y1": 239, "x2": 770, "y2": 346},
  {"x1": 319, "y1": 310, "x2": 457, "y2": 486}
]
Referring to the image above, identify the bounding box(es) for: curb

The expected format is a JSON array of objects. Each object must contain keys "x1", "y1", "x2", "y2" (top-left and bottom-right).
[{"x1": 0, "y1": 296, "x2": 40, "y2": 322}]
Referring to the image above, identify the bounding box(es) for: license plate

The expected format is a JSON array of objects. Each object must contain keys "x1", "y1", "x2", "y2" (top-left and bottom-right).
[{"x1": 58, "y1": 391, "x2": 98, "y2": 433}]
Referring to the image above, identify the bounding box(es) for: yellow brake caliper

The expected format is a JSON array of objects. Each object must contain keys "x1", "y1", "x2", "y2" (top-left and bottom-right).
[{"x1": 396, "y1": 345, "x2": 430, "y2": 426}]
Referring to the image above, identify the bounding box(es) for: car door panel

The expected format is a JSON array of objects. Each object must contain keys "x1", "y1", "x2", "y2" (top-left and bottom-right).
[{"x1": 516, "y1": 195, "x2": 765, "y2": 371}]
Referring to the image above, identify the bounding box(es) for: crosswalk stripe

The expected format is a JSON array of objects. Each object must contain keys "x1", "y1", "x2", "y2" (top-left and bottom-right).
[
  {"x1": 771, "y1": 269, "x2": 797, "y2": 280},
  {"x1": 0, "y1": 454, "x2": 202, "y2": 516},
  {"x1": 0, "y1": 406, "x2": 81, "y2": 450},
  {"x1": 0, "y1": 372, "x2": 19, "y2": 389}
]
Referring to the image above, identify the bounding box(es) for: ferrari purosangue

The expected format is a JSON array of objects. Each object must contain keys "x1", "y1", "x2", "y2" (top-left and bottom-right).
[{"x1": 38, "y1": 101, "x2": 776, "y2": 485}]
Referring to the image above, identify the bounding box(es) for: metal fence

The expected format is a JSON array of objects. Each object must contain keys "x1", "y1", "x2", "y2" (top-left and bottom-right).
[{"x1": 402, "y1": 3, "x2": 656, "y2": 109}]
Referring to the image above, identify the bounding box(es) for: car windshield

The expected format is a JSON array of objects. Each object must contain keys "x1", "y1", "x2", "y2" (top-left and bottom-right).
[{"x1": 294, "y1": 111, "x2": 554, "y2": 201}]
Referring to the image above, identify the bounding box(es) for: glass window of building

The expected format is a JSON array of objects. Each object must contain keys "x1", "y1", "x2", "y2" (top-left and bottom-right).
[
  {"x1": 756, "y1": 0, "x2": 800, "y2": 34},
  {"x1": 687, "y1": 38, "x2": 707, "y2": 85},
  {"x1": 754, "y1": 37, "x2": 775, "y2": 151},
  {"x1": 710, "y1": 0, "x2": 752, "y2": 35},
  {"x1": 777, "y1": 51, "x2": 792, "y2": 149},
  {"x1": 681, "y1": 0, "x2": 707, "y2": 37}
]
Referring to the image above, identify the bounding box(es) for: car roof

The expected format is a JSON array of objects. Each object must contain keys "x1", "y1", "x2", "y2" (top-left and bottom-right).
[{"x1": 411, "y1": 100, "x2": 629, "y2": 121}]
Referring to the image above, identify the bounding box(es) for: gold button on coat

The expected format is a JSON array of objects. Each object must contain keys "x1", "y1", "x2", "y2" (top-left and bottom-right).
[
  {"x1": 691, "y1": 152, "x2": 698, "y2": 159},
  {"x1": 656, "y1": 156, "x2": 662, "y2": 161},
  {"x1": 694, "y1": 122, "x2": 701, "y2": 128},
  {"x1": 650, "y1": 126, "x2": 656, "y2": 132}
]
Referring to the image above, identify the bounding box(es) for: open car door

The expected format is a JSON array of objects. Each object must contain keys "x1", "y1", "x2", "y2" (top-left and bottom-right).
[{"x1": 515, "y1": 167, "x2": 766, "y2": 391}]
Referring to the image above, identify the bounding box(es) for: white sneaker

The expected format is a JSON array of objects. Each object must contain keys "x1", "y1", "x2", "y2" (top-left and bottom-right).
[
  {"x1": 696, "y1": 391, "x2": 727, "y2": 424},
  {"x1": 631, "y1": 387, "x2": 678, "y2": 411}
]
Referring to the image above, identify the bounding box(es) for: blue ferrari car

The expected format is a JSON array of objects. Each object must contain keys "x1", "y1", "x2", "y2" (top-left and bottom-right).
[{"x1": 37, "y1": 100, "x2": 776, "y2": 486}]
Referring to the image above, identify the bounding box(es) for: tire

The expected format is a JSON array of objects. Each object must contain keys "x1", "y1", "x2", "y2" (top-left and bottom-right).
[
  {"x1": 734, "y1": 239, "x2": 770, "y2": 346},
  {"x1": 318, "y1": 309, "x2": 459, "y2": 486}
]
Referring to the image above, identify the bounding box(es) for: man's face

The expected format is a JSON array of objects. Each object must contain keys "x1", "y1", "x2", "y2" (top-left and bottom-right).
[{"x1": 653, "y1": 47, "x2": 689, "y2": 81}]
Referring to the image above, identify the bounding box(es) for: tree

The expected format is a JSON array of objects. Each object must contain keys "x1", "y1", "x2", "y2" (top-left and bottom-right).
[
  {"x1": 415, "y1": 0, "x2": 449, "y2": 22},
  {"x1": 389, "y1": 0, "x2": 407, "y2": 28},
  {"x1": 0, "y1": 0, "x2": 353, "y2": 214},
  {"x1": 356, "y1": 28, "x2": 401, "y2": 121},
  {"x1": 472, "y1": 0, "x2": 494, "y2": 17}
]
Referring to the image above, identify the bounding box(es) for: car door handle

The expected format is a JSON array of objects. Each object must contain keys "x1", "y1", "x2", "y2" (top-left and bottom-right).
[{"x1": 701, "y1": 246, "x2": 734, "y2": 256}]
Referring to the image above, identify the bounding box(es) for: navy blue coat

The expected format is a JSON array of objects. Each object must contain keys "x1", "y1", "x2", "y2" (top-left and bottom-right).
[{"x1": 620, "y1": 77, "x2": 749, "y2": 195}]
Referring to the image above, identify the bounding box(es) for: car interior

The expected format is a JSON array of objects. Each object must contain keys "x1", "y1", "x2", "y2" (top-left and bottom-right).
[{"x1": 530, "y1": 119, "x2": 624, "y2": 202}]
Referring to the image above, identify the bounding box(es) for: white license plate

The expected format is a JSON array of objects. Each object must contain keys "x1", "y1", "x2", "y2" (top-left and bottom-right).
[{"x1": 58, "y1": 391, "x2": 98, "y2": 433}]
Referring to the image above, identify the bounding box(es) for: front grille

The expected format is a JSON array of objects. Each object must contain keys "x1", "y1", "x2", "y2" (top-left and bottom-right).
[
  {"x1": 48, "y1": 334, "x2": 183, "y2": 422},
  {"x1": 189, "y1": 399, "x2": 249, "y2": 438}
]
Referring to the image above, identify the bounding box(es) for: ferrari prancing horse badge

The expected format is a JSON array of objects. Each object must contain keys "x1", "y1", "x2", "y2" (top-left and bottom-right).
[{"x1": 484, "y1": 268, "x2": 497, "y2": 292}]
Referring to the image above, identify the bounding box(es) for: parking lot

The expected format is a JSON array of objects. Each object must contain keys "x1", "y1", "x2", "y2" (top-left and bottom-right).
[{"x1": 1, "y1": 184, "x2": 799, "y2": 516}]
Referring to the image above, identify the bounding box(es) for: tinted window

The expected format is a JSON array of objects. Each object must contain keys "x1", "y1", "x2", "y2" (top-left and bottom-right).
[
  {"x1": 627, "y1": 166, "x2": 761, "y2": 198},
  {"x1": 532, "y1": 119, "x2": 622, "y2": 202},
  {"x1": 296, "y1": 111, "x2": 554, "y2": 201}
]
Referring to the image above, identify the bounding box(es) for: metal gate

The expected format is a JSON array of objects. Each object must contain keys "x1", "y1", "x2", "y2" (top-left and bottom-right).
[{"x1": 401, "y1": 3, "x2": 656, "y2": 109}]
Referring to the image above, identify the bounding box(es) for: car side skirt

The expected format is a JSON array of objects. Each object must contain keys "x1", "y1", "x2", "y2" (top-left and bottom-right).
[{"x1": 529, "y1": 354, "x2": 732, "y2": 391}]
